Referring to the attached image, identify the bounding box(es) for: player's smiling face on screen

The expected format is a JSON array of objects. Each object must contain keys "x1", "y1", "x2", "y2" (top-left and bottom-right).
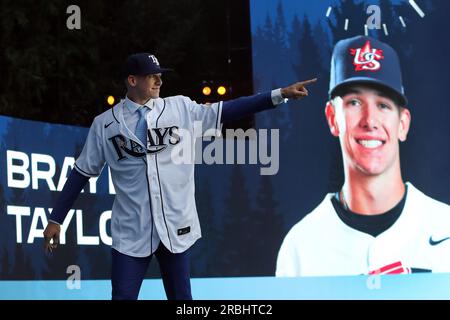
[{"x1": 326, "y1": 85, "x2": 411, "y2": 176}]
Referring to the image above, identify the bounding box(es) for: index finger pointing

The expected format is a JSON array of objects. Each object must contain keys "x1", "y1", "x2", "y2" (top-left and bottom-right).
[{"x1": 299, "y1": 78, "x2": 317, "y2": 85}]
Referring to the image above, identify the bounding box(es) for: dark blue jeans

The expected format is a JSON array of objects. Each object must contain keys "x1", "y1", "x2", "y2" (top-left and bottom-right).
[{"x1": 111, "y1": 243, "x2": 192, "y2": 300}]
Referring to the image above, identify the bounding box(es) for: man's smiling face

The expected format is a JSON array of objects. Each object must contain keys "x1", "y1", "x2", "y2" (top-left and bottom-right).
[{"x1": 326, "y1": 85, "x2": 411, "y2": 177}]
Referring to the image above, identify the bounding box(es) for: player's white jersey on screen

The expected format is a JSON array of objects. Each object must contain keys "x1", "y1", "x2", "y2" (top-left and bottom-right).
[{"x1": 276, "y1": 182, "x2": 450, "y2": 277}]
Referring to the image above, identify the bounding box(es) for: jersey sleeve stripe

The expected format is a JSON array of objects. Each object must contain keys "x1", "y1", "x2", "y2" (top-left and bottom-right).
[{"x1": 74, "y1": 163, "x2": 100, "y2": 177}]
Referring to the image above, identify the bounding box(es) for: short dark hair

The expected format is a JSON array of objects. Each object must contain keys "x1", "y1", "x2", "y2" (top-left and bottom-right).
[{"x1": 331, "y1": 82, "x2": 405, "y2": 109}]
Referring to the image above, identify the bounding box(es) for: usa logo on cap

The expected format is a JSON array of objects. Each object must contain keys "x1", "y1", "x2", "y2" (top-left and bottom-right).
[{"x1": 350, "y1": 41, "x2": 384, "y2": 72}]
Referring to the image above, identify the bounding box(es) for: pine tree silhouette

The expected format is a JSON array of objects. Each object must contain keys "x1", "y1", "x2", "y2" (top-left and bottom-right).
[
  {"x1": 289, "y1": 15, "x2": 328, "y2": 144},
  {"x1": 217, "y1": 165, "x2": 254, "y2": 276},
  {"x1": 190, "y1": 176, "x2": 218, "y2": 277},
  {"x1": 274, "y1": 1, "x2": 288, "y2": 49},
  {"x1": 288, "y1": 14, "x2": 303, "y2": 69},
  {"x1": 252, "y1": 175, "x2": 284, "y2": 275},
  {"x1": 262, "y1": 13, "x2": 275, "y2": 51},
  {"x1": 257, "y1": 13, "x2": 276, "y2": 94},
  {"x1": 313, "y1": 21, "x2": 332, "y2": 69},
  {"x1": 252, "y1": 25, "x2": 265, "y2": 92},
  {"x1": 267, "y1": 1, "x2": 293, "y2": 139},
  {"x1": 254, "y1": 11, "x2": 277, "y2": 95},
  {"x1": 292, "y1": 17, "x2": 321, "y2": 89}
]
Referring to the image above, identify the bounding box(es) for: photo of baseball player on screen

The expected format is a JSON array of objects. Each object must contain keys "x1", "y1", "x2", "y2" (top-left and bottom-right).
[{"x1": 276, "y1": 35, "x2": 450, "y2": 277}]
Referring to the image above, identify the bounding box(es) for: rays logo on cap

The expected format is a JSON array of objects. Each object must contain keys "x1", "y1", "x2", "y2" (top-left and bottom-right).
[
  {"x1": 350, "y1": 41, "x2": 384, "y2": 72},
  {"x1": 149, "y1": 54, "x2": 160, "y2": 65}
]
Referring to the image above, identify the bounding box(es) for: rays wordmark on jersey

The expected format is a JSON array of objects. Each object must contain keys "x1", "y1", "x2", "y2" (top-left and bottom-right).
[{"x1": 108, "y1": 125, "x2": 181, "y2": 160}]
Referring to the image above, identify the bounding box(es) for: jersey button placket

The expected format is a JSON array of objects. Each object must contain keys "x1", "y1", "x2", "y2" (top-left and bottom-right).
[{"x1": 148, "y1": 151, "x2": 160, "y2": 217}]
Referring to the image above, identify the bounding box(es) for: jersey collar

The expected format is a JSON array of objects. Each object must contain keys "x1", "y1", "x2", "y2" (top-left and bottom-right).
[{"x1": 124, "y1": 95, "x2": 154, "y2": 113}]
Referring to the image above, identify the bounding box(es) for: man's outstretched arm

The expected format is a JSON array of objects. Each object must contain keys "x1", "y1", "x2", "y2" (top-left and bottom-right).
[
  {"x1": 221, "y1": 78, "x2": 317, "y2": 122},
  {"x1": 43, "y1": 169, "x2": 89, "y2": 253}
]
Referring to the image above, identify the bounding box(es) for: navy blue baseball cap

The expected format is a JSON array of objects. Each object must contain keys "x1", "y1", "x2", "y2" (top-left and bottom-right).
[
  {"x1": 329, "y1": 36, "x2": 407, "y2": 106},
  {"x1": 123, "y1": 53, "x2": 172, "y2": 78}
]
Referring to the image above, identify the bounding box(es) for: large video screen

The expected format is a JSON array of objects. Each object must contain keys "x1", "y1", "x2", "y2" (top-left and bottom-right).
[{"x1": 250, "y1": 0, "x2": 450, "y2": 280}]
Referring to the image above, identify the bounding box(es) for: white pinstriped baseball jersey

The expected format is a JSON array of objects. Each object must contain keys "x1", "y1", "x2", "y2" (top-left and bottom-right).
[{"x1": 74, "y1": 96, "x2": 222, "y2": 257}]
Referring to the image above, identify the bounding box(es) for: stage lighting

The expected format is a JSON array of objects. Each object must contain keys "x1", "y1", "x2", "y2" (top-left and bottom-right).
[
  {"x1": 202, "y1": 86, "x2": 212, "y2": 96},
  {"x1": 107, "y1": 95, "x2": 115, "y2": 106},
  {"x1": 217, "y1": 86, "x2": 227, "y2": 96}
]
